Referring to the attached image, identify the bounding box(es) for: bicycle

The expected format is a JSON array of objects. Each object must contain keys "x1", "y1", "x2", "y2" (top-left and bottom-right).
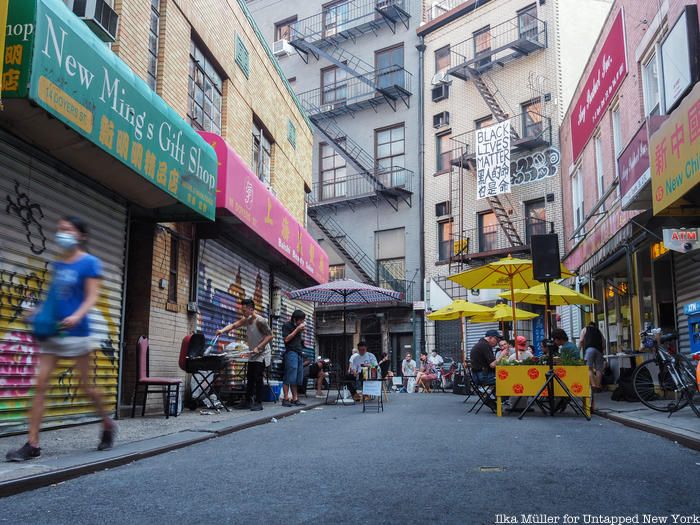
[{"x1": 632, "y1": 328, "x2": 699, "y2": 417}]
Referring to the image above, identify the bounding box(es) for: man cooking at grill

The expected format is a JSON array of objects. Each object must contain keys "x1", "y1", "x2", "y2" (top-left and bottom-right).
[{"x1": 217, "y1": 298, "x2": 273, "y2": 411}]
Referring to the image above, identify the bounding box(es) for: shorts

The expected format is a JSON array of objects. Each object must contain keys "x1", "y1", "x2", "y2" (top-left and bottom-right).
[
  {"x1": 41, "y1": 336, "x2": 95, "y2": 358},
  {"x1": 420, "y1": 373, "x2": 437, "y2": 382},
  {"x1": 283, "y1": 351, "x2": 304, "y2": 386},
  {"x1": 584, "y1": 347, "x2": 605, "y2": 372}
]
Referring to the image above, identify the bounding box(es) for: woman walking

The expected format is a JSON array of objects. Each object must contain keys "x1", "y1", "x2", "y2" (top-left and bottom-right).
[{"x1": 6, "y1": 216, "x2": 116, "y2": 461}]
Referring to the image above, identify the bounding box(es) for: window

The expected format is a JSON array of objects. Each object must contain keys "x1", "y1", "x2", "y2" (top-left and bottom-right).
[
  {"x1": 323, "y1": 0, "x2": 350, "y2": 38},
  {"x1": 572, "y1": 166, "x2": 584, "y2": 235},
  {"x1": 436, "y1": 132, "x2": 452, "y2": 172},
  {"x1": 377, "y1": 258, "x2": 405, "y2": 290},
  {"x1": 435, "y1": 45, "x2": 450, "y2": 74},
  {"x1": 518, "y1": 4, "x2": 538, "y2": 40},
  {"x1": 473, "y1": 26, "x2": 491, "y2": 68},
  {"x1": 438, "y1": 220, "x2": 453, "y2": 261},
  {"x1": 524, "y1": 199, "x2": 547, "y2": 243},
  {"x1": 168, "y1": 236, "x2": 179, "y2": 303},
  {"x1": 612, "y1": 104, "x2": 622, "y2": 196},
  {"x1": 375, "y1": 124, "x2": 405, "y2": 186},
  {"x1": 642, "y1": 53, "x2": 660, "y2": 116},
  {"x1": 522, "y1": 98, "x2": 543, "y2": 138},
  {"x1": 321, "y1": 65, "x2": 347, "y2": 106},
  {"x1": 188, "y1": 41, "x2": 223, "y2": 134},
  {"x1": 329, "y1": 264, "x2": 345, "y2": 281},
  {"x1": 275, "y1": 16, "x2": 297, "y2": 41},
  {"x1": 319, "y1": 142, "x2": 346, "y2": 199},
  {"x1": 594, "y1": 133, "x2": 605, "y2": 201},
  {"x1": 435, "y1": 201, "x2": 451, "y2": 217},
  {"x1": 375, "y1": 44, "x2": 404, "y2": 90},
  {"x1": 478, "y1": 212, "x2": 498, "y2": 252},
  {"x1": 475, "y1": 115, "x2": 495, "y2": 129},
  {"x1": 375, "y1": 228, "x2": 406, "y2": 292},
  {"x1": 147, "y1": 0, "x2": 160, "y2": 91},
  {"x1": 252, "y1": 120, "x2": 272, "y2": 184}
]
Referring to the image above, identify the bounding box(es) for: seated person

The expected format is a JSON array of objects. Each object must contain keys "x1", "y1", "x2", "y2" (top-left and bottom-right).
[
  {"x1": 414, "y1": 351, "x2": 437, "y2": 392},
  {"x1": 508, "y1": 336, "x2": 534, "y2": 362},
  {"x1": 496, "y1": 339, "x2": 513, "y2": 361},
  {"x1": 378, "y1": 351, "x2": 393, "y2": 387},
  {"x1": 346, "y1": 342, "x2": 378, "y2": 401},
  {"x1": 308, "y1": 357, "x2": 328, "y2": 398},
  {"x1": 469, "y1": 330, "x2": 500, "y2": 386},
  {"x1": 552, "y1": 328, "x2": 580, "y2": 360}
]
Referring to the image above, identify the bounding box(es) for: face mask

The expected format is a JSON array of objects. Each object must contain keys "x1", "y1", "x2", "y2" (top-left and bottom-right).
[{"x1": 56, "y1": 232, "x2": 78, "y2": 250}]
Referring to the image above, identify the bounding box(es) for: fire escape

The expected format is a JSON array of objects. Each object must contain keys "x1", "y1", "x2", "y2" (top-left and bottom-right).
[{"x1": 290, "y1": 0, "x2": 413, "y2": 298}]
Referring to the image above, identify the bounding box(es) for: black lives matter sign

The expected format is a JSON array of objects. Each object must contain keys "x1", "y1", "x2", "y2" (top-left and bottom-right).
[{"x1": 476, "y1": 120, "x2": 511, "y2": 199}]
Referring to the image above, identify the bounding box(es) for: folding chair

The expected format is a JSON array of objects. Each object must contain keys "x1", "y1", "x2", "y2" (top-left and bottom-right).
[{"x1": 465, "y1": 362, "x2": 496, "y2": 414}]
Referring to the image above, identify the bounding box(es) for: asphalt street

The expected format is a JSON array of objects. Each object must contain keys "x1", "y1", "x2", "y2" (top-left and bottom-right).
[{"x1": 2, "y1": 393, "x2": 699, "y2": 525}]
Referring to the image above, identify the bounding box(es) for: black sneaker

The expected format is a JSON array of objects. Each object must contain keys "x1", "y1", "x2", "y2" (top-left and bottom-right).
[
  {"x1": 249, "y1": 402, "x2": 263, "y2": 411},
  {"x1": 6, "y1": 442, "x2": 41, "y2": 462},
  {"x1": 98, "y1": 425, "x2": 116, "y2": 451},
  {"x1": 282, "y1": 400, "x2": 293, "y2": 407},
  {"x1": 291, "y1": 400, "x2": 306, "y2": 406},
  {"x1": 233, "y1": 401, "x2": 252, "y2": 410}
]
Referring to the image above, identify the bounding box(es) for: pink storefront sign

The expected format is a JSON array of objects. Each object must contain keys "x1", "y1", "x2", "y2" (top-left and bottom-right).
[
  {"x1": 570, "y1": 9, "x2": 628, "y2": 162},
  {"x1": 199, "y1": 132, "x2": 329, "y2": 284}
]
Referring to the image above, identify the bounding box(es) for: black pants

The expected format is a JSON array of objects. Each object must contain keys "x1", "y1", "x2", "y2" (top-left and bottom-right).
[
  {"x1": 246, "y1": 361, "x2": 265, "y2": 403},
  {"x1": 343, "y1": 373, "x2": 358, "y2": 396}
]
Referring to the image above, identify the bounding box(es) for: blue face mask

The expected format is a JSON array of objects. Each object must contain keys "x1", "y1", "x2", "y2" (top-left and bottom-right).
[{"x1": 56, "y1": 232, "x2": 78, "y2": 250}]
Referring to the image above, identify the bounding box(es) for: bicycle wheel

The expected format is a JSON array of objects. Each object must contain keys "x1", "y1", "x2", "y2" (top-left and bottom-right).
[
  {"x1": 676, "y1": 355, "x2": 700, "y2": 412},
  {"x1": 632, "y1": 359, "x2": 688, "y2": 412}
]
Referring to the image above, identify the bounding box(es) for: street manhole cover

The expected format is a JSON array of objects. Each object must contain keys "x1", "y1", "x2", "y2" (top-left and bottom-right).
[{"x1": 479, "y1": 466, "x2": 505, "y2": 472}]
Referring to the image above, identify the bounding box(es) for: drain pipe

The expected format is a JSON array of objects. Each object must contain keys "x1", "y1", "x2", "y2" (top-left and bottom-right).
[{"x1": 416, "y1": 35, "x2": 426, "y2": 353}]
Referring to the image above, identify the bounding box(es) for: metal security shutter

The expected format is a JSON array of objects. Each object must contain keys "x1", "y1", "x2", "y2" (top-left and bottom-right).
[
  {"x1": 674, "y1": 253, "x2": 700, "y2": 355},
  {"x1": 434, "y1": 319, "x2": 461, "y2": 362},
  {"x1": 466, "y1": 322, "x2": 499, "y2": 351},
  {"x1": 0, "y1": 139, "x2": 127, "y2": 434},
  {"x1": 197, "y1": 238, "x2": 270, "y2": 390},
  {"x1": 272, "y1": 274, "x2": 316, "y2": 379}
]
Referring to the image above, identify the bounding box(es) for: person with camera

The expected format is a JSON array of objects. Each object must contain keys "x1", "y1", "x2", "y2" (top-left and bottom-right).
[{"x1": 281, "y1": 309, "x2": 308, "y2": 407}]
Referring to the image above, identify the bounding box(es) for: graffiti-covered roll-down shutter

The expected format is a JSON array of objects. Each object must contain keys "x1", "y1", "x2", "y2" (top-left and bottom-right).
[{"x1": 0, "y1": 138, "x2": 127, "y2": 434}]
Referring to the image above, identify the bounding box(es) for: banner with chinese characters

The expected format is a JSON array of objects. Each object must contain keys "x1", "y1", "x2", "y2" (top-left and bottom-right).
[
  {"x1": 475, "y1": 119, "x2": 511, "y2": 199},
  {"x1": 2, "y1": 0, "x2": 34, "y2": 99},
  {"x1": 200, "y1": 131, "x2": 329, "y2": 284},
  {"x1": 0, "y1": 0, "x2": 8, "y2": 103},
  {"x1": 650, "y1": 80, "x2": 700, "y2": 215},
  {"x1": 23, "y1": 0, "x2": 217, "y2": 220}
]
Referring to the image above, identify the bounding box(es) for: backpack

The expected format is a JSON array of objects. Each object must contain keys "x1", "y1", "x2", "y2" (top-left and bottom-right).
[{"x1": 611, "y1": 368, "x2": 637, "y2": 402}]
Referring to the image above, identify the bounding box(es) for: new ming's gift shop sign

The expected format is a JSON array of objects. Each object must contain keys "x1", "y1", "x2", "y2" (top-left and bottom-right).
[{"x1": 2, "y1": 0, "x2": 217, "y2": 220}]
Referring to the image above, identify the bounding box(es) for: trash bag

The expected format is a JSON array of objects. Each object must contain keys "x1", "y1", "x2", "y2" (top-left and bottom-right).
[{"x1": 406, "y1": 378, "x2": 416, "y2": 394}]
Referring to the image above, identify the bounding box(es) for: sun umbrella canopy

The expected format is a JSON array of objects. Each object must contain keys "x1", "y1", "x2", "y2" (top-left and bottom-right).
[
  {"x1": 499, "y1": 282, "x2": 599, "y2": 306},
  {"x1": 427, "y1": 299, "x2": 493, "y2": 321},
  {"x1": 287, "y1": 279, "x2": 402, "y2": 304},
  {"x1": 469, "y1": 303, "x2": 540, "y2": 323},
  {"x1": 448, "y1": 256, "x2": 574, "y2": 290}
]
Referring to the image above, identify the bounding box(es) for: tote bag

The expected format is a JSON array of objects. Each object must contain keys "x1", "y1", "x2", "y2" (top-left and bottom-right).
[{"x1": 32, "y1": 287, "x2": 60, "y2": 341}]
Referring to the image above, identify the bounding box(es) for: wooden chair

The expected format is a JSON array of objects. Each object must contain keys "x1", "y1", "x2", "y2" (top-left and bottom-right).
[{"x1": 132, "y1": 336, "x2": 182, "y2": 418}]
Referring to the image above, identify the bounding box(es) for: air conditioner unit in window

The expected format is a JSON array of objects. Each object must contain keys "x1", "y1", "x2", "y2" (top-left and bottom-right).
[
  {"x1": 431, "y1": 84, "x2": 449, "y2": 102},
  {"x1": 433, "y1": 111, "x2": 450, "y2": 129},
  {"x1": 273, "y1": 39, "x2": 294, "y2": 57},
  {"x1": 64, "y1": 0, "x2": 119, "y2": 43}
]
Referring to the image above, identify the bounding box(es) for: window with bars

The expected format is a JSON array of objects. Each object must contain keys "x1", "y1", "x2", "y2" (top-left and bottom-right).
[
  {"x1": 147, "y1": 0, "x2": 160, "y2": 91},
  {"x1": 188, "y1": 41, "x2": 223, "y2": 134},
  {"x1": 252, "y1": 120, "x2": 273, "y2": 184},
  {"x1": 320, "y1": 142, "x2": 347, "y2": 200}
]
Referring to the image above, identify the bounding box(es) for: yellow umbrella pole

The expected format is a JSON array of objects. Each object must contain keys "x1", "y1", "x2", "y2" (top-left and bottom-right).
[{"x1": 510, "y1": 274, "x2": 519, "y2": 360}]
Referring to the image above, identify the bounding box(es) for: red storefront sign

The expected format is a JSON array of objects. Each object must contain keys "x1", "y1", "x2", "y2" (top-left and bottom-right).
[
  {"x1": 199, "y1": 131, "x2": 329, "y2": 284},
  {"x1": 571, "y1": 9, "x2": 628, "y2": 161},
  {"x1": 618, "y1": 122, "x2": 650, "y2": 209}
]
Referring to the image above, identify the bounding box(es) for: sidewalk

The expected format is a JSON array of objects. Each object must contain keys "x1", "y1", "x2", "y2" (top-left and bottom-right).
[
  {"x1": 0, "y1": 398, "x2": 325, "y2": 497},
  {"x1": 594, "y1": 391, "x2": 700, "y2": 450}
]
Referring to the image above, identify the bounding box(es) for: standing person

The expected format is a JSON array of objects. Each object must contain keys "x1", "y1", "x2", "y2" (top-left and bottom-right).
[
  {"x1": 217, "y1": 298, "x2": 273, "y2": 411},
  {"x1": 469, "y1": 329, "x2": 500, "y2": 385},
  {"x1": 401, "y1": 352, "x2": 416, "y2": 393},
  {"x1": 6, "y1": 217, "x2": 116, "y2": 462},
  {"x1": 281, "y1": 310, "x2": 307, "y2": 407},
  {"x1": 580, "y1": 322, "x2": 606, "y2": 391},
  {"x1": 378, "y1": 351, "x2": 393, "y2": 382},
  {"x1": 347, "y1": 348, "x2": 359, "y2": 373}
]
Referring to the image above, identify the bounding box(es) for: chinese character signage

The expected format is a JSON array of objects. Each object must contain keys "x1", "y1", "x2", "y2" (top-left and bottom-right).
[
  {"x1": 476, "y1": 119, "x2": 511, "y2": 199},
  {"x1": 6, "y1": 0, "x2": 217, "y2": 220},
  {"x1": 201, "y1": 132, "x2": 329, "y2": 284},
  {"x1": 0, "y1": 0, "x2": 9, "y2": 101},
  {"x1": 570, "y1": 9, "x2": 627, "y2": 162},
  {"x1": 618, "y1": 122, "x2": 650, "y2": 209},
  {"x1": 2, "y1": 0, "x2": 35, "y2": 98},
  {"x1": 650, "y1": 81, "x2": 700, "y2": 215}
]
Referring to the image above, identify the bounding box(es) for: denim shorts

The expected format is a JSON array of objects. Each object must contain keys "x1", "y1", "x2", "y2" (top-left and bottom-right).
[{"x1": 283, "y1": 351, "x2": 304, "y2": 386}]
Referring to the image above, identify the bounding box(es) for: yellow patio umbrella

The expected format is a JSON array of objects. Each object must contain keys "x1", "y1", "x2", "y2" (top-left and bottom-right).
[
  {"x1": 427, "y1": 300, "x2": 493, "y2": 362},
  {"x1": 499, "y1": 282, "x2": 598, "y2": 306},
  {"x1": 468, "y1": 303, "x2": 540, "y2": 323},
  {"x1": 448, "y1": 256, "x2": 574, "y2": 340}
]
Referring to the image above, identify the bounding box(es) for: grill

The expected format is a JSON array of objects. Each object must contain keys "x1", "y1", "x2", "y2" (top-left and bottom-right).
[{"x1": 179, "y1": 333, "x2": 230, "y2": 411}]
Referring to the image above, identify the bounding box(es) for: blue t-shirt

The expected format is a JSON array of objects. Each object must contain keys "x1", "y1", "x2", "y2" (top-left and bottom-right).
[{"x1": 50, "y1": 254, "x2": 102, "y2": 337}]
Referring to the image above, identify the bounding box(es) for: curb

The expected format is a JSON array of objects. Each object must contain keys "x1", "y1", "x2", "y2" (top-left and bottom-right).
[
  {"x1": 0, "y1": 402, "x2": 322, "y2": 498},
  {"x1": 594, "y1": 409, "x2": 700, "y2": 452}
]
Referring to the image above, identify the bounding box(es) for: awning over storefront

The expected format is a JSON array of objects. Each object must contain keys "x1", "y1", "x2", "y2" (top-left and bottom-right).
[
  {"x1": 0, "y1": 0, "x2": 217, "y2": 220},
  {"x1": 199, "y1": 131, "x2": 329, "y2": 285}
]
